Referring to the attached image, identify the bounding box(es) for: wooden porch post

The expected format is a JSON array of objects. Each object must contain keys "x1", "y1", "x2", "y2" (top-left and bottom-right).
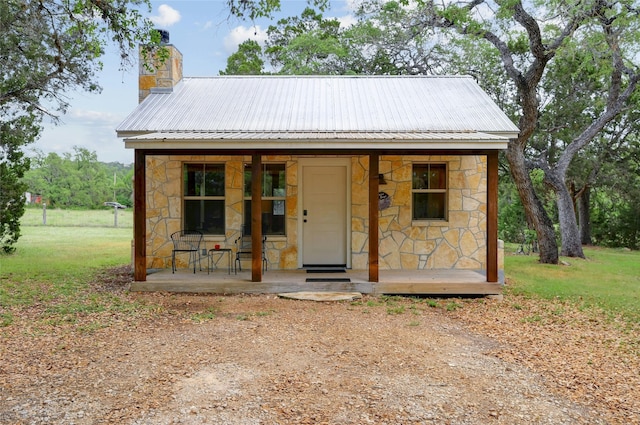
[
  {"x1": 487, "y1": 151, "x2": 499, "y2": 282},
  {"x1": 133, "y1": 149, "x2": 147, "y2": 281},
  {"x1": 369, "y1": 153, "x2": 379, "y2": 282},
  {"x1": 251, "y1": 153, "x2": 263, "y2": 282}
]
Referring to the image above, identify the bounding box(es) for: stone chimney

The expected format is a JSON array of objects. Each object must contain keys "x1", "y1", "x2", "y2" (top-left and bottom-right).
[{"x1": 138, "y1": 30, "x2": 183, "y2": 103}]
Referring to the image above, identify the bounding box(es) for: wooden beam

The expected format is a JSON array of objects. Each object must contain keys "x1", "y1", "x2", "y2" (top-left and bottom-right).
[
  {"x1": 369, "y1": 153, "x2": 379, "y2": 282},
  {"x1": 487, "y1": 151, "x2": 499, "y2": 282},
  {"x1": 251, "y1": 153, "x2": 263, "y2": 282},
  {"x1": 133, "y1": 150, "x2": 147, "y2": 281}
]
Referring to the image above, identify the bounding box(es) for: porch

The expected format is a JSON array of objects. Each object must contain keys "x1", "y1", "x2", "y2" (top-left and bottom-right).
[{"x1": 131, "y1": 268, "x2": 503, "y2": 296}]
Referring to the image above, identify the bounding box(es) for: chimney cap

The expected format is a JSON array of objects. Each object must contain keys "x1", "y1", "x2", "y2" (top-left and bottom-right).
[{"x1": 157, "y1": 29, "x2": 170, "y2": 44}]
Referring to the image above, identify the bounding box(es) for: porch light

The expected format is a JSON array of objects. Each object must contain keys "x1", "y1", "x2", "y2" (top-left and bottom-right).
[{"x1": 378, "y1": 174, "x2": 387, "y2": 185}]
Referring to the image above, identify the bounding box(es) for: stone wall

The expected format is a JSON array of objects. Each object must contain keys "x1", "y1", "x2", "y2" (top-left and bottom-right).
[
  {"x1": 145, "y1": 155, "x2": 296, "y2": 270},
  {"x1": 138, "y1": 44, "x2": 183, "y2": 103},
  {"x1": 145, "y1": 154, "x2": 493, "y2": 272},
  {"x1": 352, "y1": 155, "x2": 489, "y2": 270}
]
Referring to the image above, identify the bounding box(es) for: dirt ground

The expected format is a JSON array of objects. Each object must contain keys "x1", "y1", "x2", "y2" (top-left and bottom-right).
[{"x1": 1, "y1": 267, "x2": 638, "y2": 425}]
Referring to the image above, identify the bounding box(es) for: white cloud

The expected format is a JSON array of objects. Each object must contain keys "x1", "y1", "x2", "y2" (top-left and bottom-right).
[
  {"x1": 343, "y1": 0, "x2": 361, "y2": 12},
  {"x1": 30, "y1": 106, "x2": 134, "y2": 164},
  {"x1": 223, "y1": 25, "x2": 268, "y2": 53},
  {"x1": 34, "y1": 121, "x2": 133, "y2": 164},
  {"x1": 69, "y1": 109, "x2": 120, "y2": 126},
  {"x1": 336, "y1": 14, "x2": 357, "y2": 28},
  {"x1": 150, "y1": 4, "x2": 181, "y2": 28},
  {"x1": 194, "y1": 20, "x2": 213, "y2": 31}
]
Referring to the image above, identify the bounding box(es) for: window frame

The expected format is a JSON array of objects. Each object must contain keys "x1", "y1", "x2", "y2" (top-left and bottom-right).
[
  {"x1": 182, "y1": 163, "x2": 226, "y2": 235},
  {"x1": 411, "y1": 162, "x2": 448, "y2": 222},
  {"x1": 243, "y1": 163, "x2": 286, "y2": 236}
]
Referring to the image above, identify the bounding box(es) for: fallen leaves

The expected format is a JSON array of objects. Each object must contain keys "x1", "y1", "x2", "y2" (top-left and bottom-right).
[{"x1": 449, "y1": 292, "x2": 640, "y2": 424}]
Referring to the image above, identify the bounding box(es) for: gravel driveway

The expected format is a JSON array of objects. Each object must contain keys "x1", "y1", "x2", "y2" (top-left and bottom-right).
[{"x1": 4, "y1": 290, "x2": 630, "y2": 425}]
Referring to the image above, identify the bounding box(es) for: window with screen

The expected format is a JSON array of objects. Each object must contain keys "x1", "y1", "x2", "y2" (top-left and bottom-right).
[
  {"x1": 412, "y1": 163, "x2": 447, "y2": 221},
  {"x1": 183, "y1": 164, "x2": 225, "y2": 234},
  {"x1": 244, "y1": 164, "x2": 286, "y2": 235}
]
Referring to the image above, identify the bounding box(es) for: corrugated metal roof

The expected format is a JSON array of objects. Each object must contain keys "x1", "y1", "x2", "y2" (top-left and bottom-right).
[
  {"x1": 116, "y1": 76, "x2": 519, "y2": 139},
  {"x1": 125, "y1": 130, "x2": 509, "y2": 141}
]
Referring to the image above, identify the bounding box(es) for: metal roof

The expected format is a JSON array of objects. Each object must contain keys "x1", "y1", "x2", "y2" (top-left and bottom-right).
[{"x1": 117, "y1": 75, "x2": 519, "y2": 148}]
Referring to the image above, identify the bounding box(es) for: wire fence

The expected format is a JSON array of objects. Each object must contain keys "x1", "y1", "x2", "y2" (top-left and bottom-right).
[{"x1": 21, "y1": 207, "x2": 133, "y2": 229}]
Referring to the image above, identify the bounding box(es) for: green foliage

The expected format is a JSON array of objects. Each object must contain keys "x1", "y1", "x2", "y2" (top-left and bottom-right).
[
  {"x1": 386, "y1": 304, "x2": 406, "y2": 315},
  {"x1": 498, "y1": 179, "x2": 527, "y2": 243},
  {"x1": 266, "y1": 8, "x2": 348, "y2": 75},
  {"x1": 220, "y1": 40, "x2": 266, "y2": 75},
  {"x1": 225, "y1": 0, "x2": 330, "y2": 20},
  {"x1": 445, "y1": 301, "x2": 462, "y2": 312},
  {"x1": 591, "y1": 190, "x2": 640, "y2": 249},
  {"x1": 587, "y1": 115, "x2": 640, "y2": 249},
  {"x1": 0, "y1": 116, "x2": 37, "y2": 252},
  {"x1": 352, "y1": 1, "x2": 453, "y2": 75},
  {"x1": 22, "y1": 147, "x2": 133, "y2": 209},
  {"x1": 260, "y1": 4, "x2": 431, "y2": 76}
]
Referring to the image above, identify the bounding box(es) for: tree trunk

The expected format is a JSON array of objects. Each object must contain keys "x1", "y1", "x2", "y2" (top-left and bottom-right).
[
  {"x1": 556, "y1": 182, "x2": 585, "y2": 258},
  {"x1": 578, "y1": 187, "x2": 592, "y2": 245},
  {"x1": 506, "y1": 143, "x2": 559, "y2": 264}
]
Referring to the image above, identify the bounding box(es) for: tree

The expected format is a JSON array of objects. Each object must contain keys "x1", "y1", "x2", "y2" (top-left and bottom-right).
[
  {"x1": 22, "y1": 147, "x2": 124, "y2": 209},
  {"x1": 419, "y1": 0, "x2": 640, "y2": 263},
  {"x1": 588, "y1": 116, "x2": 640, "y2": 249},
  {"x1": 262, "y1": 3, "x2": 449, "y2": 76},
  {"x1": 265, "y1": 8, "x2": 348, "y2": 74},
  {"x1": 220, "y1": 40, "x2": 266, "y2": 75},
  {"x1": 351, "y1": 1, "x2": 453, "y2": 75},
  {"x1": 0, "y1": 116, "x2": 38, "y2": 253},
  {"x1": 0, "y1": 0, "x2": 158, "y2": 252}
]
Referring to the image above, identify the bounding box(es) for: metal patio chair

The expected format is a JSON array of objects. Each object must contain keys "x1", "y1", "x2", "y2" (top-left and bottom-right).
[
  {"x1": 170, "y1": 230, "x2": 203, "y2": 273},
  {"x1": 234, "y1": 225, "x2": 267, "y2": 274}
]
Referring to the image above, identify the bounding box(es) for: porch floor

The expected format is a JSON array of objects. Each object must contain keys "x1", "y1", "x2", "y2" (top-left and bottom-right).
[{"x1": 132, "y1": 268, "x2": 503, "y2": 296}]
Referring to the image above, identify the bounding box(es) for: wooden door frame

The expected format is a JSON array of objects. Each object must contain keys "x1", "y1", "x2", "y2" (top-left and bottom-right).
[{"x1": 297, "y1": 157, "x2": 352, "y2": 269}]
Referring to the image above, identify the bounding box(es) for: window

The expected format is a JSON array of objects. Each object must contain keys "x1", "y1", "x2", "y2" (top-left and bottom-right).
[
  {"x1": 244, "y1": 164, "x2": 286, "y2": 235},
  {"x1": 183, "y1": 164, "x2": 225, "y2": 234},
  {"x1": 412, "y1": 163, "x2": 447, "y2": 221}
]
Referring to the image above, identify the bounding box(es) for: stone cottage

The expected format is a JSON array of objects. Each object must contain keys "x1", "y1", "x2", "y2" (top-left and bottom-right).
[{"x1": 116, "y1": 37, "x2": 519, "y2": 294}]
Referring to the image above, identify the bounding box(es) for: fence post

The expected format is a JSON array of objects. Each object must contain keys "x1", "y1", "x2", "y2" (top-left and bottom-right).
[
  {"x1": 113, "y1": 205, "x2": 118, "y2": 228},
  {"x1": 42, "y1": 203, "x2": 47, "y2": 225}
]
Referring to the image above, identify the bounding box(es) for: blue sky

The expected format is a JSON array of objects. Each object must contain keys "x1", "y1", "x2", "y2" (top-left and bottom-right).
[{"x1": 34, "y1": 0, "x2": 355, "y2": 164}]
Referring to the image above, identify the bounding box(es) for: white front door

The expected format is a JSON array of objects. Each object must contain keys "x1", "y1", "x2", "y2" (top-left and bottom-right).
[{"x1": 301, "y1": 162, "x2": 349, "y2": 266}]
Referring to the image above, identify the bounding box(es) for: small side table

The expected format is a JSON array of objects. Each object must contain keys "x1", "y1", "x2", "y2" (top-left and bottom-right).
[{"x1": 208, "y1": 248, "x2": 232, "y2": 274}]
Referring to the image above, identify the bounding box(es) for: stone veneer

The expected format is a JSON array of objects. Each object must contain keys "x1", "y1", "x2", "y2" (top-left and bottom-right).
[
  {"x1": 352, "y1": 155, "x2": 489, "y2": 271},
  {"x1": 138, "y1": 44, "x2": 183, "y2": 103},
  {"x1": 145, "y1": 154, "x2": 501, "y2": 273}
]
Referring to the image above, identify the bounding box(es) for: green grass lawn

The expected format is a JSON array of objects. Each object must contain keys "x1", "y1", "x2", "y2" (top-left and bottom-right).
[
  {"x1": 505, "y1": 246, "x2": 640, "y2": 322},
  {"x1": 5, "y1": 225, "x2": 132, "y2": 280},
  {"x1": 1, "y1": 225, "x2": 135, "y2": 326}
]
